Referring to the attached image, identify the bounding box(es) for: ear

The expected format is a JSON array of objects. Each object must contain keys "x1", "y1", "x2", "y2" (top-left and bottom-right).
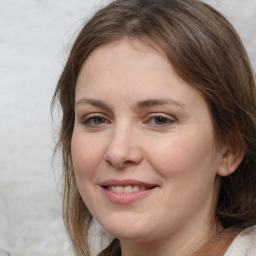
[{"x1": 217, "y1": 146, "x2": 245, "y2": 177}]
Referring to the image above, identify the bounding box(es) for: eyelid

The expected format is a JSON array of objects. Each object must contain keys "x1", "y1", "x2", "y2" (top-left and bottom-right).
[
  {"x1": 146, "y1": 112, "x2": 176, "y2": 120},
  {"x1": 144, "y1": 113, "x2": 176, "y2": 127},
  {"x1": 82, "y1": 112, "x2": 107, "y2": 120},
  {"x1": 81, "y1": 113, "x2": 111, "y2": 127}
]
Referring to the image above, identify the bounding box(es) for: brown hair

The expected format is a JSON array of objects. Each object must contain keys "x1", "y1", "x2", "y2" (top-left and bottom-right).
[{"x1": 52, "y1": 0, "x2": 256, "y2": 255}]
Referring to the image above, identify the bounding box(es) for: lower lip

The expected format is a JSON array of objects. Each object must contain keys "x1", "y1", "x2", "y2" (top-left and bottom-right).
[{"x1": 102, "y1": 187, "x2": 155, "y2": 204}]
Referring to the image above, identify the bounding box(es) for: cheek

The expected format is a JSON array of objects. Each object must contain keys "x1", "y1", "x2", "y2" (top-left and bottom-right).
[
  {"x1": 147, "y1": 130, "x2": 219, "y2": 180},
  {"x1": 147, "y1": 133, "x2": 220, "y2": 215},
  {"x1": 71, "y1": 132, "x2": 104, "y2": 179}
]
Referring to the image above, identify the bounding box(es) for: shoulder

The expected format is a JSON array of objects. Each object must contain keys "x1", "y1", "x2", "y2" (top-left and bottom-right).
[{"x1": 224, "y1": 225, "x2": 256, "y2": 256}]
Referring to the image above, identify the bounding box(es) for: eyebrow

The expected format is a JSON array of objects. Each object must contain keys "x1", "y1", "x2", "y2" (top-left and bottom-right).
[
  {"x1": 76, "y1": 98, "x2": 112, "y2": 111},
  {"x1": 75, "y1": 98, "x2": 185, "y2": 110},
  {"x1": 137, "y1": 98, "x2": 185, "y2": 109}
]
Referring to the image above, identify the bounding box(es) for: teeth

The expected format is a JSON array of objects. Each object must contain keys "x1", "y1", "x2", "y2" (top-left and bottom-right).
[
  {"x1": 110, "y1": 186, "x2": 116, "y2": 192},
  {"x1": 123, "y1": 185, "x2": 132, "y2": 193},
  {"x1": 108, "y1": 185, "x2": 149, "y2": 193},
  {"x1": 116, "y1": 186, "x2": 123, "y2": 193},
  {"x1": 133, "y1": 185, "x2": 140, "y2": 192}
]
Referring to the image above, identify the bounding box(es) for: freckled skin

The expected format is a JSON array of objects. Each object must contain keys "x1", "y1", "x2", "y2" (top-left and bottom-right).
[{"x1": 71, "y1": 39, "x2": 225, "y2": 256}]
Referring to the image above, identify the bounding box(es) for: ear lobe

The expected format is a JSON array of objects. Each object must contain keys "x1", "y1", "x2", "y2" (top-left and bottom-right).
[{"x1": 217, "y1": 147, "x2": 245, "y2": 177}]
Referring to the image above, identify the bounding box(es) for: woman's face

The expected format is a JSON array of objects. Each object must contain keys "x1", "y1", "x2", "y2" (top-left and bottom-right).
[{"x1": 72, "y1": 39, "x2": 224, "y2": 244}]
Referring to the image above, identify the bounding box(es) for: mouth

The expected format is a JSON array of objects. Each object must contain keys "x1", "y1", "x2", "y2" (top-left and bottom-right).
[
  {"x1": 100, "y1": 180, "x2": 158, "y2": 204},
  {"x1": 100, "y1": 179, "x2": 158, "y2": 194},
  {"x1": 103, "y1": 185, "x2": 156, "y2": 193}
]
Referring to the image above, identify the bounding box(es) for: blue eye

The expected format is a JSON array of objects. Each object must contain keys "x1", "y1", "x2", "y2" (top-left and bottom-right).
[
  {"x1": 148, "y1": 114, "x2": 175, "y2": 127},
  {"x1": 83, "y1": 115, "x2": 108, "y2": 126},
  {"x1": 153, "y1": 116, "x2": 169, "y2": 125}
]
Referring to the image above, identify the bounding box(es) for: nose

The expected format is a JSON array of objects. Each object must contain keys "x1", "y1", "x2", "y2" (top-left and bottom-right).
[{"x1": 104, "y1": 125, "x2": 143, "y2": 169}]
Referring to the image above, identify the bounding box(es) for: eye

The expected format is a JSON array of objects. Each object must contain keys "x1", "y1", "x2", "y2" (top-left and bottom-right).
[
  {"x1": 146, "y1": 114, "x2": 176, "y2": 127},
  {"x1": 82, "y1": 114, "x2": 109, "y2": 127},
  {"x1": 153, "y1": 116, "x2": 170, "y2": 125}
]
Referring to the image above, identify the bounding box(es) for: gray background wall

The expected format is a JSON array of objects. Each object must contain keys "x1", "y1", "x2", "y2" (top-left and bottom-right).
[{"x1": 0, "y1": 0, "x2": 255, "y2": 255}]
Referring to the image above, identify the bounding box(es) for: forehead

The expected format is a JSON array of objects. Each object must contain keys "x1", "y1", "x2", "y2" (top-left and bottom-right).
[
  {"x1": 76, "y1": 39, "x2": 184, "y2": 95},
  {"x1": 83, "y1": 39, "x2": 169, "y2": 71}
]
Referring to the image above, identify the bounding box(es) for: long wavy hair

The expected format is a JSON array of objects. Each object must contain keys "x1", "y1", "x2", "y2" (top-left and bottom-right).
[{"x1": 52, "y1": 0, "x2": 256, "y2": 255}]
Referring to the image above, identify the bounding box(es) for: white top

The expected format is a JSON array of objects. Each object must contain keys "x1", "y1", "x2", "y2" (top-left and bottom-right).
[{"x1": 225, "y1": 225, "x2": 256, "y2": 256}]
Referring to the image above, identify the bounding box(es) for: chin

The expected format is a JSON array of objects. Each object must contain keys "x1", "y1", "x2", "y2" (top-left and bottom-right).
[{"x1": 99, "y1": 219, "x2": 150, "y2": 242}]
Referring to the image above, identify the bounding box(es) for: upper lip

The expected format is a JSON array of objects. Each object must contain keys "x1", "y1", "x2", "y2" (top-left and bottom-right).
[{"x1": 100, "y1": 179, "x2": 158, "y2": 187}]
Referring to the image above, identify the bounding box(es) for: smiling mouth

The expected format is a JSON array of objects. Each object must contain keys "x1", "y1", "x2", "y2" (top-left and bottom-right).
[
  {"x1": 103, "y1": 185, "x2": 156, "y2": 193},
  {"x1": 101, "y1": 181, "x2": 158, "y2": 203}
]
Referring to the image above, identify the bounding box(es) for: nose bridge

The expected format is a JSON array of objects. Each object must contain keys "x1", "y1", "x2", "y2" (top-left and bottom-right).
[{"x1": 104, "y1": 120, "x2": 142, "y2": 168}]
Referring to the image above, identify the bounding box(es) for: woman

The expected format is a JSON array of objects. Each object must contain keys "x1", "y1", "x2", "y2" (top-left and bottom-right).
[{"x1": 52, "y1": 0, "x2": 256, "y2": 255}]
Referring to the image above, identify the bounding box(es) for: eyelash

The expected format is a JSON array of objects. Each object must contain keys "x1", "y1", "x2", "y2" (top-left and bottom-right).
[
  {"x1": 81, "y1": 113, "x2": 176, "y2": 128},
  {"x1": 82, "y1": 114, "x2": 109, "y2": 127},
  {"x1": 145, "y1": 113, "x2": 176, "y2": 127}
]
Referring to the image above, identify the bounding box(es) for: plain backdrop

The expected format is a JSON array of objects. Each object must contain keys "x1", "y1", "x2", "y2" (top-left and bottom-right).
[{"x1": 0, "y1": 0, "x2": 255, "y2": 255}]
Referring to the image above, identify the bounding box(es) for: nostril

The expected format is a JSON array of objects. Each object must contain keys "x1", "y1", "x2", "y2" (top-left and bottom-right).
[
  {"x1": 105, "y1": 158, "x2": 138, "y2": 169},
  {"x1": 123, "y1": 160, "x2": 134, "y2": 166}
]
